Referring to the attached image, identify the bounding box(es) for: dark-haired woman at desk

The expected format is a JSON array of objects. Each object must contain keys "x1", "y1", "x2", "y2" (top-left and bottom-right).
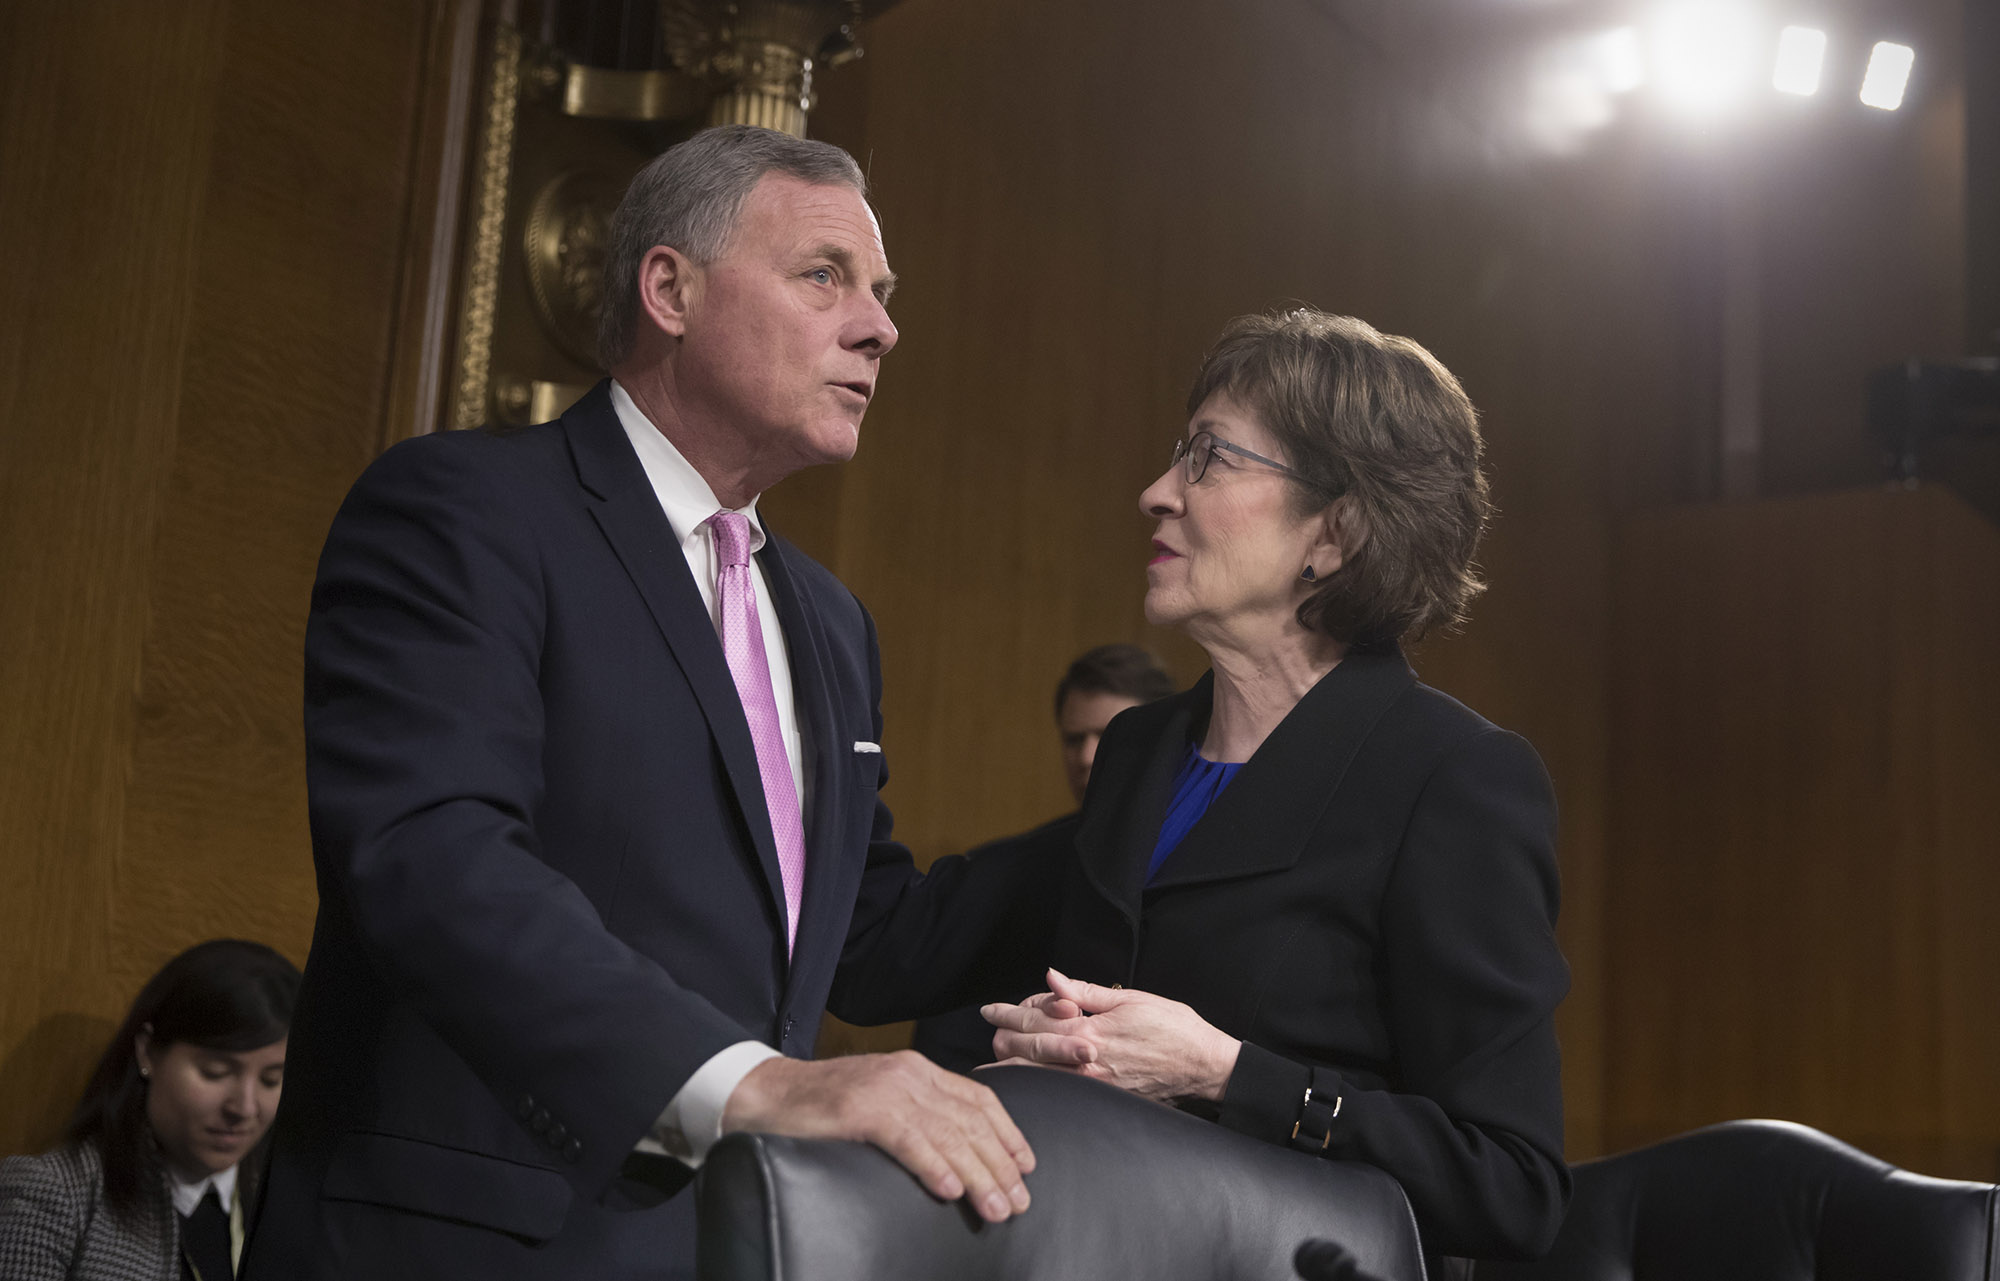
[{"x1": 0, "y1": 939, "x2": 299, "y2": 1281}]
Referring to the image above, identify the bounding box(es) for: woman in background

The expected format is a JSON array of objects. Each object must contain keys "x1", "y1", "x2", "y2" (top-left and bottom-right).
[
  {"x1": 982, "y1": 309, "x2": 1570, "y2": 1265},
  {"x1": 0, "y1": 938, "x2": 299, "y2": 1281}
]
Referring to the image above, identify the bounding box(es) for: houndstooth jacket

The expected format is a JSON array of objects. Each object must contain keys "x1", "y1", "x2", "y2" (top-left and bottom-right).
[{"x1": 0, "y1": 1141, "x2": 178, "y2": 1281}]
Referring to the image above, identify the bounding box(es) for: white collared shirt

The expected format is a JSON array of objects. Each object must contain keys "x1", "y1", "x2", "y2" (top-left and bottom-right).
[
  {"x1": 168, "y1": 1161, "x2": 237, "y2": 1218},
  {"x1": 610, "y1": 381, "x2": 806, "y2": 811},
  {"x1": 609, "y1": 381, "x2": 792, "y2": 1165}
]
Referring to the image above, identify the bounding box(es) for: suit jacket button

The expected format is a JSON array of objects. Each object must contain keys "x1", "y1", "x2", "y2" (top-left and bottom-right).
[
  {"x1": 517, "y1": 1095, "x2": 536, "y2": 1121},
  {"x1": 563, "y1": 1138, "x2": 584, "y2": 1164},
  {"x1": 530, "y1": 1107, "x2": 552, "y2": 1134},
  {"x1": 783, "y1": 1016, "x2": 796, "y2": 1040},
  {"x1": 546, "y1": 1122, "x2": 568, "y2": 1148}
]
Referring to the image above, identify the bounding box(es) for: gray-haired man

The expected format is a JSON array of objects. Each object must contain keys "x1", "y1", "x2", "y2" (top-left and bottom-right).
[{"x1": 246, "y1": 126, "x2": 1032, "y2": 1281}]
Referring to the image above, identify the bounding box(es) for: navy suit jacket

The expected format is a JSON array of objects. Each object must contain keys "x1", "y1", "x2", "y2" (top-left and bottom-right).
[{"x1": 246, "y1": 384, "x2": 921, "y2": 1279}]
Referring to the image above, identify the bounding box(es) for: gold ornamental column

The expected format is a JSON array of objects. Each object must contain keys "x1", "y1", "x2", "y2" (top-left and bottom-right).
[{"x1": 661, "y1": 0, "x2": 864, "y2": 139}]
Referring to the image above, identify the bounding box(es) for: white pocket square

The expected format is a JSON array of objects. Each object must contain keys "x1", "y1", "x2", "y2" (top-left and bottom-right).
[{"x1": 852, "y1": 741, "x2": 882, "y2": 754}]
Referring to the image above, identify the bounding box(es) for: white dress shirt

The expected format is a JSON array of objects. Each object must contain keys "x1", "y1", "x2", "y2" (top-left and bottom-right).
[
  {"x1": 610, "y1": 381, "x2": 793, "y2": 1164},
  {"x1": 168, "y1": 1160, "x2": 237, "y2": 1218}
]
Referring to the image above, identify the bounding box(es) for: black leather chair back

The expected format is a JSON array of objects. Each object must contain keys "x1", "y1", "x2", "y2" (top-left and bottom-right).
[
  {"x1": 696, "y1": 1065, "x2": 1429, "y2": 1281},
  {"x1": 1476, "y1": 1120, "x2": 1999, "y2": 1281}
]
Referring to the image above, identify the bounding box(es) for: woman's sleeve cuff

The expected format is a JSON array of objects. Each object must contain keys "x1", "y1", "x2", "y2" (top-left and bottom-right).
[{"x1": 1216, "y1": 1040, "x2": 1315, "y2": 1142}]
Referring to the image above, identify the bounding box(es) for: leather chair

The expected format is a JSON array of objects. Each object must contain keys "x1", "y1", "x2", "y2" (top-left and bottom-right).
[
  {"x1": 1473, "y1": 1120, "x2": 1998, "y2": 1281},
  {"x1": 695, "y1": 1065, "x2": 1429, "y2": 1281}
]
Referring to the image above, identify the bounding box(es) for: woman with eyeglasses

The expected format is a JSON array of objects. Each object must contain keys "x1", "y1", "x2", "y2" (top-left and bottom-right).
[
  {"x1": 979, "y1": 309, "x2": 1570, "y2": 1266},
  {"x1": 0, "y1": 939, "x2": 299, "y2": 1281}
]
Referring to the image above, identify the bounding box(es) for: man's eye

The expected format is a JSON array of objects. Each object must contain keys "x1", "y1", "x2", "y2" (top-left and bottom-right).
[{"x1": 808, "y1": 267, "x2": 834, "y2": 285}]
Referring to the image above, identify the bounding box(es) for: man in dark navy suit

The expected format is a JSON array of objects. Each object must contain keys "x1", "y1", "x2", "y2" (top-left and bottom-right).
[{"x1": 245, "y1": 125, "x2": 1033, "y2": 1281}]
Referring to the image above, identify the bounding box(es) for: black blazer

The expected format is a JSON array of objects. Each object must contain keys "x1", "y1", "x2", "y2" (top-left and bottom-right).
[
  {"x1": 246, "y1": 384, "x2": 915, "y2": 1281},
  {"x1": 835, "y1": 649, "x2": 1570, "y2": 1263}
]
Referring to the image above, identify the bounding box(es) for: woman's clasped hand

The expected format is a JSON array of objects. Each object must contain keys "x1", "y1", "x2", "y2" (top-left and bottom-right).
[{"x1": 982, "y1": 967, "x2": 1243, "y2": 1104}]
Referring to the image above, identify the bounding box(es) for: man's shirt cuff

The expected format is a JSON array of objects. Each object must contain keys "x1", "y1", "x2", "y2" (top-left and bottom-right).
[{"x1": 637, "y1": 1040, "x2": 784, "y2": 1166}]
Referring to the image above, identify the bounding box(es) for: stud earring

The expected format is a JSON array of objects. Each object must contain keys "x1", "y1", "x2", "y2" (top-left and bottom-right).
[{"x1": 1300, "y1": 565, "x2": 1317, "y2": 582}]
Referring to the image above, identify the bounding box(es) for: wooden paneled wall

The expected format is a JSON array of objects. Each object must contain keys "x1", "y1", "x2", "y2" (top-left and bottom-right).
[
  {"x1": 0, "y1": 0, "x2": 1981, "y2": 1180},
  {"x1": 1607, "y1": 487, "x2": 2000, "y2": 1179},
  {"x1": 0, "y1": 0, "x2": 453, "y2": 1154}
]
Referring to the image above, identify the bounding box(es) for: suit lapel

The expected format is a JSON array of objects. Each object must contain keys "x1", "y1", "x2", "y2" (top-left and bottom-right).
[
  {"x1": 1146, "y1": 649, "x2": 1416, "y2": 891},
  {"x1": 561, "y1": 384, "x2": 789, "y2": 931},
  {"x1": 755, "y1": 530, "x2": 846, "y2": 995},
  {"x1": 1074, "y1": 679, "x2": 1207, "y2": 927}
]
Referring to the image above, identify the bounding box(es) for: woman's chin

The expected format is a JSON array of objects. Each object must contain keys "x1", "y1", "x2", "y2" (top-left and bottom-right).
[{"x1": 1141, "y1": 592, "x2": 1186, "y2": 629}]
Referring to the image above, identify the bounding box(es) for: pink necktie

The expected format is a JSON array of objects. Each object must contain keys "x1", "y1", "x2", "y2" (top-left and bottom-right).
[{"x1": 706, "y1": 511, "x2": 805, "y2": 954}]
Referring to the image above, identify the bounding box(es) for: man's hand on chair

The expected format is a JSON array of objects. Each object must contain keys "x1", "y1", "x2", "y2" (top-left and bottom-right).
[{"x1": 722, "y1": 1051, "x2": 1035, "y2": 1223}]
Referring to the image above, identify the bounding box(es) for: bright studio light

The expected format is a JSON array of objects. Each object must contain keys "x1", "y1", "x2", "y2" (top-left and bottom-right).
[
  {"x1": 1771, "y1": 26, "x2": 1827, "y2": 96},
  {"x1": 1860, "y1": 41, "x2": 1914, "y2": 110},
  {"x1": 1594, "y1": 27, "x2": 1646, "y2": 93},
  {"x1": 1649, "y1": 3, "x2": 1763, "y2": 115}
]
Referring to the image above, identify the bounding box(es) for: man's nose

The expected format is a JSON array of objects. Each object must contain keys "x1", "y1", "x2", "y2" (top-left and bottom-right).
[{"x1": 850, "y1": 294, "x2": 898, "y2": 356}]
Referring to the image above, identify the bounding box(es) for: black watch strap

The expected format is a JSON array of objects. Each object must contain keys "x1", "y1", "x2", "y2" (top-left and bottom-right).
[{"x1": 1289, "y1": 1082, "x2": 1342, "y2": 1153}]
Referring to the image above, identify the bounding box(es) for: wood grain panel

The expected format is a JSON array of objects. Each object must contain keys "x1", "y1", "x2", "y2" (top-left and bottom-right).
[
  {"x1": 0, "y1": 0, "x2": 232, "y2": 1156},
  {"x1": 114, "y1": 0, "x2": 438, "y2": 982},
  {"x1": 0, "y1": 0, "x2": 454, "y2": 1155},
  {"x1": 1605, "y1": 486, "x2": 2000, "y2": 1179},
  {"x1": 1931, "y1": 492, "x2": 2000, "y2": 1176}
]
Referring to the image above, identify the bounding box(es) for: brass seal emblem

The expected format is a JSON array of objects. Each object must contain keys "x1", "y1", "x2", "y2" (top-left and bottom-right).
[{"x1": 522, "y1": 170, "x2": 620, "y2": 367}]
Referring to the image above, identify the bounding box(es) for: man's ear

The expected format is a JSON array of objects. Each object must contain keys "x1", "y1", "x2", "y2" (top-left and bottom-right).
[{"x1": 636, "y1": 245, "x2": 699, "y2": 341}]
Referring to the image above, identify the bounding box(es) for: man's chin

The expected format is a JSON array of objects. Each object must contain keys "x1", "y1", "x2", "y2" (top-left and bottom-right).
[
  {"x1": 802, "y1": 421, "x2": 863, "y2": 465},
  {"x1": 752, "y1": 421, "x2": 861, "y2": 492}
]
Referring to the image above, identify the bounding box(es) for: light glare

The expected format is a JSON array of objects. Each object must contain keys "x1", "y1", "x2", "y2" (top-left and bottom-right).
[
  {"x1": 1771, "y1": 26, "x2": 1826, "y2": 96},
  {"x1": 1594, "y1": 27, "x2": 1646, "y2": 93},
  {"x1": 1525, "y1": 41, "x2": 1617, "y2": 154},
  {"x1": 1650, "y1": 3, "x2": 1763, "y2": 115},
  {"x1": 1859, "y1": 42, "x2": 1914, "y2": 110}
]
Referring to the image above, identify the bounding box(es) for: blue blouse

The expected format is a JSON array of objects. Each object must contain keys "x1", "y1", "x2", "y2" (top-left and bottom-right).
[{"x1": 1146, "y1": 744, "x2": 1244, "y2": 883}]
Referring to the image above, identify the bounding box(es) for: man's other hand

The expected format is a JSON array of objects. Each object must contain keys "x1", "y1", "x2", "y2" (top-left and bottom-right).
[{"x1": 720, "y1": 1050, "x2": 1035, "y2": 1222}]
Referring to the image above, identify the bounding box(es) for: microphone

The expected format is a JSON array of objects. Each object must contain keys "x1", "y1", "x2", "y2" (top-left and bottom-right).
[{"x1": 1293, "y1": 1238, "x2": 1382, "y2": 1281}]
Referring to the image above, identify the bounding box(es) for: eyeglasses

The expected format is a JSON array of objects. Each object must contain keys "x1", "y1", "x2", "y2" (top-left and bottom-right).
[{"x1": 1169, "y1": 430, "x2": 1316, "y2": 488}]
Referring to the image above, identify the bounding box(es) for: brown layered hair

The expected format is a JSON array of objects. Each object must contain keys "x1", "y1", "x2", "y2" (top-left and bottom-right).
[{"x1": 1186, "y1": 309, "x2": 1491, "y2": 650}]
